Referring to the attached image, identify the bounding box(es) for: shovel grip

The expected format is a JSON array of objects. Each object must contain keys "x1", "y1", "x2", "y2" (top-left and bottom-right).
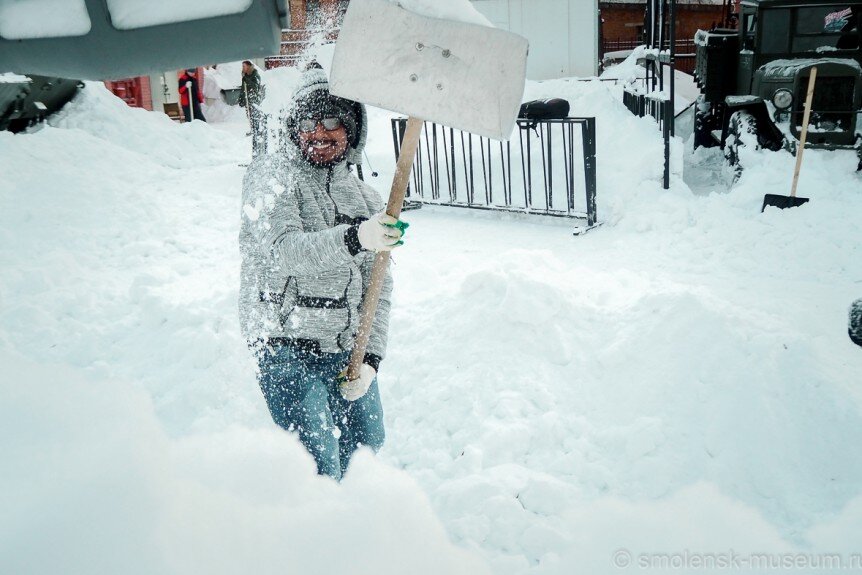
[{"x1": 346, "y1": 116, "x2": 423, "y2": 381}]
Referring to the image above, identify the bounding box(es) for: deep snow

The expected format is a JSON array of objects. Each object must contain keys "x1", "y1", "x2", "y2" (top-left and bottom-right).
[{"x1": 2, "y1": 66, "x2": 862, "y2": 575}]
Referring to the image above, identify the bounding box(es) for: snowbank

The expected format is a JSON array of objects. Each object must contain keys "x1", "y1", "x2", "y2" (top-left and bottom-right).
[
  {"x1": 47, "y1": 82, "x2": 238, "y2": 168},
  {"x1": 0, "y1": 350, "x2": 487, "y2": 575}
]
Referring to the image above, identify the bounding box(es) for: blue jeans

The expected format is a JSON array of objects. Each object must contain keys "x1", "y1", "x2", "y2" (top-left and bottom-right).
[{"x1": 256, "y1": 343, "x2": 385, "y2": 480}]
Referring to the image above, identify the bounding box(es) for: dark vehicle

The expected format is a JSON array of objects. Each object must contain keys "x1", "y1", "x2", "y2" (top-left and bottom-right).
[{"x1": 692, "y1": 0, "x2": 862, "y2": 174}]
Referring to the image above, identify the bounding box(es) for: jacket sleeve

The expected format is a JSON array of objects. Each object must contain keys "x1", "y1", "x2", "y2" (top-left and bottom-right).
[
  {"x1": 238, "y1": 78, "x2": 246, "y2": 107},
  {"x1": 178, "y1": 77, "x2": 188, "y2": 94},
  {"x1": 241, "y1": 158, "x2": 357, "y2": 279}
]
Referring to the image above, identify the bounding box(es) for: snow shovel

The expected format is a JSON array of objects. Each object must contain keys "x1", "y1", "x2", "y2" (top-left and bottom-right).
[
  {"x1": 186, "y1": 81, "x2": 195, "y2": 122},
  {"x1": 243, "y1": 83, "x2": 253, "y2": 130},
  {"x1": 761, "y1": 67, "x2": 817, "y2": 212},
  {"x1": 329, "y1": 0, "x2": 528, "y2": 380}
]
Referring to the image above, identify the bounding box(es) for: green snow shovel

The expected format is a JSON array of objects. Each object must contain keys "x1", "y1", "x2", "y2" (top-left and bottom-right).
[
  {"x1": 761, "y1": 67, "x2": 817, "y2": 212},
  {"x1": 329, "y1": 0, "x2": 528, "y2": 381}
]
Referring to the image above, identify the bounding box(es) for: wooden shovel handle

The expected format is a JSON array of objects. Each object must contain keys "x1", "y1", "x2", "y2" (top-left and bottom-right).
[
  {"x1": 791, "y1": 67, "x2": 817, "y2": 198},
  {"x1": 346, "y1": 116, "x2": 423, "y2": 381}
]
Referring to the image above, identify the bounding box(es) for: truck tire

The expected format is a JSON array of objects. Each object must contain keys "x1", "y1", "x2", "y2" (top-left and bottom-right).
[{"x1": 724, "y1": 110, "x2": 761, "y2": 182}]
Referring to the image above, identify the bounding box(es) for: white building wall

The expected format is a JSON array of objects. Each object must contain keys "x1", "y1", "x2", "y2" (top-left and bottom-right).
[{"x1": 471, "y1": 0, "x2": 598, "y2": 80}]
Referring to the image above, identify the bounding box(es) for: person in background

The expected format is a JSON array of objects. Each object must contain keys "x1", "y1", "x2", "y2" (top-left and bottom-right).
[
  {"x1": 238, "y1": 66, "x2": 408, "y2": 480},
  {"x1": 238, "y1": 60, "x2": 265, "y2": 155},
  {"x1": 178, "y1": 68, "x2": 207, "y2": 123}
]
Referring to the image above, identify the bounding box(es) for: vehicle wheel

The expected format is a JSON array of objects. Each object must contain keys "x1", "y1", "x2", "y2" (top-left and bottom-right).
[
  {"x1": 693, "y1": 100, "x2": 715, "y2": 149},
  {"x1": 724, "y1": 110, "x2": 761, "y2": 182}
]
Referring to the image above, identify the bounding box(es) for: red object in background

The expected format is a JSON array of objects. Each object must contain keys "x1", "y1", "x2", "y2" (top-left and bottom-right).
[
  {"x1": 104, "y1": 76, "x2": 153, "y2": 111},
  {"x1": 177, "y1": 67, "x2": 204, "y2": 105}
]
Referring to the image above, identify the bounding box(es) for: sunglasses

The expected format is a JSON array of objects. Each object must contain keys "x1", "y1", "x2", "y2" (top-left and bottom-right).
[{"x1": 298, "y1": 117, "x2": 343, "y2": 132}]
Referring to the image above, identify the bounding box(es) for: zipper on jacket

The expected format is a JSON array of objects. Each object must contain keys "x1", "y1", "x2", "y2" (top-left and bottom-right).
[
  {"x1": 336, "y1": 267, "x2": 354, "y2": 352},
  {"x1": 324, "y1": 166, "x2": 342, "y2": 226}
]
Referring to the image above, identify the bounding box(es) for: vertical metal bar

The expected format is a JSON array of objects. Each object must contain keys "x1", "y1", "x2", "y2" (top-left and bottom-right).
[
  {"x1": 498, "y1": 141, "x2": 506, "y2": 207},
  {"x1": 479, "y1": 137, "x2": 491, "y2": 205},
  {"x1": 392, "y1": 118, "x2": 414, "y2": 198},
  {"x1": 669, "y1": 0, "x2": 676, "y2": 138},
  {"x1": 561, "y1": 121, "x2": 571, "y2": 214},
  {"x1": 645, "y1": 0, "x2": 652, "y2": 90},
  {"x1": 486, "y1": 138, "x2": 493, "y2": 206},
  {"x1": 548, "y1": 122, "x2": 555, "y2": 212},
  {"x1": 663, "y1": 100, "x2": 671, "y2": 190},
  {"x1": 391, "y1": 118, "x2": 401, "y2": 160},
  {"x1": 460, "y1": 131, "x2": 470, "y2": 204},
  {"x1": 567, "y1": 121, "x2": 575, "y2": 214},
  {"x1": 518, "y1": 123, "x2": 529, "y2": 209},
  {"x1": 526, "y1": 124, "x2": 533, "y2": 209},
  {"x1": 430, "y1": 123, "x2": 439, "y2": 200},
  {"x1": 415, "y1": 122, "x2": 425, "y2": 198},
  {"x1": 450, "y1": 127, "x2": 457, "y2": 202},
  {"x1": 500, "y1": 140, "x2": 512, "y2": 207},
  {"x1": 582, "y1": 118, "x2": 597, "y2": 226},
  {"x1": 468, "y1": 133, "x2": 475, "y2": 205},
  {"x1": 441, "y1": 124, "x2": 453, "y2": 201},
  {"x1": 538, "y1": 122, "x2": 549, "y2": 210},
  {"x1": 658, "y1": 0, "x2": 665, "y2": 93}
]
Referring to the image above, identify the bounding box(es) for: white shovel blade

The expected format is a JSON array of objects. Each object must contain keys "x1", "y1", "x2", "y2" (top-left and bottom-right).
[{"x1": 329, "y1": 0, "x2": 528, "y2": 141}]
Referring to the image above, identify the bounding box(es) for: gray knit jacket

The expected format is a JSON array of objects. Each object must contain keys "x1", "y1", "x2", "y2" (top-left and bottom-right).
[{"x1": 238, "y1": 82, "x2": 392, "y2": 363}]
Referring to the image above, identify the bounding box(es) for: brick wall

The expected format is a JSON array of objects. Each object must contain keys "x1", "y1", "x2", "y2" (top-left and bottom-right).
[
  {"x1": 601, "y1": 6, "x2": 649, "y2": 43},
  {"x1": 139, "y1": 77, "x2": 152, "y2": 111},
  {"x1": 104, "y1": 77, "x2": 153, "y2": 110},
  {"x1": 271, "y1": 0, "x2": 344, "y2": 68},
  {"x1": 601, "y1": 3, "x2": 728, "y2": 45}
]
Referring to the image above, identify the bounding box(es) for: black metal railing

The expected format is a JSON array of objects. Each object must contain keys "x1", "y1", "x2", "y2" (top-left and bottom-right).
[
  {"x1": 620, "y1": 0, "x2": 678, "y2": 190},
  {"x1": 623, "y1": 88, "x2": 674, "y2": 189},
  {"x1": 391, "y1": 118, "x2": 597, "y2": 228}
]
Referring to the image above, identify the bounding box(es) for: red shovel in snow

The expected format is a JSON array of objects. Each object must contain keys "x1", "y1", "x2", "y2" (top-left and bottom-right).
[{"x1": 329, "y1": 0, "x2": 528, "y2": 380}]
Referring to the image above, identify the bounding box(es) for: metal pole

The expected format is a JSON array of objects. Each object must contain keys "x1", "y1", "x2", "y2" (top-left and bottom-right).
[
  {"x1": 659, "y1": 0, "x2": 666, "y2": 93},
  {"x1": 583, "y1": 118, "x2": 597, "y2": 226},
  {"x1": 663, "y1": 99, "x2": 671, "y2": 190},
  {"x1": 669, "y1": 0, "x2": 676, "y2": 138}
]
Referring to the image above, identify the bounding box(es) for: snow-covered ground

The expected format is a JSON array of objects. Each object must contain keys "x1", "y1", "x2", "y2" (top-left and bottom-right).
[{"x1": 2, "y1": 66, "x2": 862, "y2": 575}]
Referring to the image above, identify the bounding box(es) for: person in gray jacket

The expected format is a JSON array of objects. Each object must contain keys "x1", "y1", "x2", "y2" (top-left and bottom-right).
[{"x1": 239, "y1": 67, "x2": 407, "y2": 480}]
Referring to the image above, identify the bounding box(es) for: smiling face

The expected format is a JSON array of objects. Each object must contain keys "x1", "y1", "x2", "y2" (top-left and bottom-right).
[{"x1": 297, "y1": 121, "x2": 349, "y2": 166}]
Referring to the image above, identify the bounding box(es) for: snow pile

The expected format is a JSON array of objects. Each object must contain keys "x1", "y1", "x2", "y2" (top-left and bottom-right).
[
  {"x1": 0, "y1": 0, "x2": 91, "y2": 40},
  {"x1": 0, "y1": 350, "x2": 488, "y2": 575},
  {"x1": 389, "y1": 0, "x2": 492, "y2": 26},
  {"x1": 2, "y1": 54, "x2": 862, "y2": 575},
  {"x1": 47, "y1": 82, "x2": 239, "y2": 168},
  {"x1": 105, "y1": 0, "x2": 253, "y2": 30},
  {"x1": 599, "y1": 45, "x2": 647, "y2": 83},
  {"x1": 204, "y1": 62, "x2": 243, "y2": 93},
  {"x1": 202, "y1": 64, "x2": 250, "y2": 124},
  {"x1": 600, "y1": 46, "x2": 699, "y2": 113},
  {"x1": 0, "y1": 72, "x2": 30, "y2": 83}
]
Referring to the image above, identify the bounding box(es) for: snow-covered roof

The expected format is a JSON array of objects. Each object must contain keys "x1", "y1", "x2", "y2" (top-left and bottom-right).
[{"x1": 0, "y1": 72, "x2": 31, "y2": 83}]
